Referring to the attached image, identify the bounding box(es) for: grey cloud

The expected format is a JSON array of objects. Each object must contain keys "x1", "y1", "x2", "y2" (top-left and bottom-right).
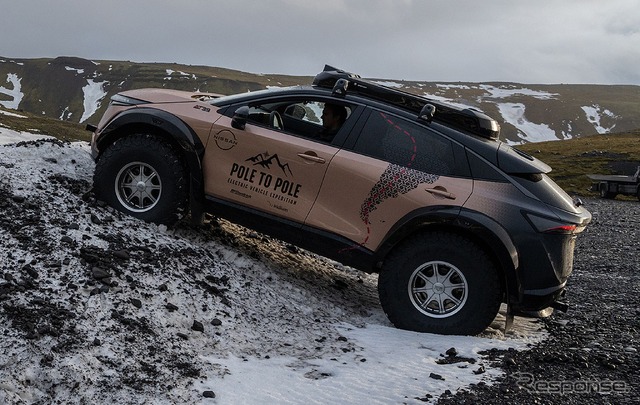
[{"x1": 1, "y1": 0, "x2": 638, "y2": 84}]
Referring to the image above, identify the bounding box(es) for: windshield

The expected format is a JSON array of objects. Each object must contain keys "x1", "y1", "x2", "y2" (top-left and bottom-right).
[{"x1": 209, "y1": 87, "x2": 297, "y2": 106}]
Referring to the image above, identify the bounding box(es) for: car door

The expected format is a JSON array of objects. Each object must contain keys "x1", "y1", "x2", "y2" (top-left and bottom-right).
[
  {"x1": 202, "y1": 102, "x2": 342, "y2": 224},
  {"x1": 305, "y1": 109, "x2": 474, "y2": 251}
]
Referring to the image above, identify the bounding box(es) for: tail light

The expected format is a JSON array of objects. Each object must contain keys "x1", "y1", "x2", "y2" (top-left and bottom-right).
[
  {"x1": 543, "y1": 224, "x2": 577, "y2": 234},
  {"x1": 524, "y1": 213, "x2": 578, "y2": 234}
]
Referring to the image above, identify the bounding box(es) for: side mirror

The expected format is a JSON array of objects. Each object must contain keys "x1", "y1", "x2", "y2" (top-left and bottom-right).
[{"x1": 232, "y1": 106, "x2": 249, "y2": 130}]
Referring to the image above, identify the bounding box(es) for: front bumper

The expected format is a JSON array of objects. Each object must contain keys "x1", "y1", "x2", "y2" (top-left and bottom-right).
[{"x1": 85, "y1": 124, "x2": 99, "y2": 160}]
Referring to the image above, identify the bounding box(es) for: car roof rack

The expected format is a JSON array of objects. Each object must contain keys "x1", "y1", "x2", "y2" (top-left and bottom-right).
[{"x1": 312, "y1": 65, "x2": 500, "y2": 140}]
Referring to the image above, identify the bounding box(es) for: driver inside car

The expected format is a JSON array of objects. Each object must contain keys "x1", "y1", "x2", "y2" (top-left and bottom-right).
[{"x1": 317, "y1": 103, "x2": 348, "y2": 142}]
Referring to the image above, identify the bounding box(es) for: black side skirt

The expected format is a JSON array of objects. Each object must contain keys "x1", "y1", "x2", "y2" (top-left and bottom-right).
[{"x1": 203, "y1": 196, "x2": 378, "y2": 272}]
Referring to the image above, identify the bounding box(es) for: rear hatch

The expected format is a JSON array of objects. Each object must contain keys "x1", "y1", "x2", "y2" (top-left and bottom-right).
[{"x1": 497, "y1": 143, "x2": 591, "y2": 226}]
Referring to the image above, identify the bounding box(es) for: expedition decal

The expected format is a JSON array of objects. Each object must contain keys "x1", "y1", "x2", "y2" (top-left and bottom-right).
[
  {"x1": 246, "y1": 153, "x2": 293, "y2": 176},
  {"x1": 227, "y1": 152, "x2": 301, "y2": 205},
  {"x1": 351, "y1": 164, "x2": 439, "y2": 246},
  {"x1": 361, "y1": 164, "x2": 438, "y2": 224}
]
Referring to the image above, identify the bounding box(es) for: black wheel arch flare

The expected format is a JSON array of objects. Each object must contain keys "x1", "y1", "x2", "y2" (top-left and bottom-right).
[
  {"x1": 95, "y1": 108, "x2": 207, "y2": 222},
  {"x1": 374, "y1": 206, "x2": 522, "y2": 305}
]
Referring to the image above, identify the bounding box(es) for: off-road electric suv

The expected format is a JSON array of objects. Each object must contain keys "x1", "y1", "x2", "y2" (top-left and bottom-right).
[{"x1": 87, "y1": 65, "x2": 591, "y2": 335}]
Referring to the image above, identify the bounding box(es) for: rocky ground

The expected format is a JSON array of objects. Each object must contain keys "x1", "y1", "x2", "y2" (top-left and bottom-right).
[
  {"x1": 438, "y1": 197, "x2": 640, "y2": 404},
  {"x1": 0, "y1": 138, "x2": 638, "y2": 403}
]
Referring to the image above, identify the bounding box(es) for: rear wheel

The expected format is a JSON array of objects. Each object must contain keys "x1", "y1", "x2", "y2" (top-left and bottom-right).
[
  {"x1": 599, "y1": 184, "x2": 616, "y2": 199},
  {"x1": 93, "y1": 134, "x2": 189, "y2": 225},
  {"x1": 378, "y1": 232, "x2": 502, "y2": 335}
]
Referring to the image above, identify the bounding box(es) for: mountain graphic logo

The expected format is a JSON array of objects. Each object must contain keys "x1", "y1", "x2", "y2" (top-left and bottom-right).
[{"x1": 246, "y1": 152, "x2": 293, "y2": 177}]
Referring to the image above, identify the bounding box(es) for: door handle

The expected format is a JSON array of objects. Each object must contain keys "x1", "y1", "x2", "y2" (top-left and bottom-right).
[
  {"x1": 425, "y1": 187, "x2": 456, "y2": 200},
  {"x1": 297, "y1": 152, "x2": 326, "y2": 164}
]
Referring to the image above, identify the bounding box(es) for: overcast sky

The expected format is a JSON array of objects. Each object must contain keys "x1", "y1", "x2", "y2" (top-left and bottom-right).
[{"x1": 3, "y1": 0, "x2": 639, "y2": 84}]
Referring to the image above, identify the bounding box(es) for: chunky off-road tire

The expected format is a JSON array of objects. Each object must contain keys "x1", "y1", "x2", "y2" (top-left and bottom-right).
[
  {"x1": 93, "y1": 134, "x2": 189, "y2": 225},
  {"x1": 378, "y1": 232, "x2": 502, "y2": 335}
]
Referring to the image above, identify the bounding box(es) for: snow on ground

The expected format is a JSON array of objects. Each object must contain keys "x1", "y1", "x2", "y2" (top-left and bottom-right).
[
  {"x1": 0, "y1": 125, "x2": 53, "y2": 145},
  {"x1": 581, "y1": 104, "x2": 618, "y2": 134},
  {"x1": 0, "y1": 73, "x2": 25, "y2": 110},
  {"x1": 79, "y1": 79, "x2": 108, "y2": 123},
  {"x1": 497, "y1": 102, "x2": 558, "y2": 144},
  {"x1": 0, "y1": 130, "x2": 547, "y2": 404}
]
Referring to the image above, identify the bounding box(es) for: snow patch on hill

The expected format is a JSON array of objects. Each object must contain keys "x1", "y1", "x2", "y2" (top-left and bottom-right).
[
  {"x1": 165, "y1": 69, "x2": 196, "y2": 81},
  {"x1": 498, "y1": 103, "x2": 559, "y2": 144},
  {"x1": 0, "y1": 73, "x2": 24, "y2": 109},
  {"x1": 80, "y1": 79, "x2": 108, "y2": 123},
  {"x1": 0, "y1": 109, "x2": 27, "y2": 119},
  {"x1": 479, "y1": 85, "x2": 558, "y2": 100},
  {"x1": 65, "y1": 66, "x2": 85, "y2": 74},
  {"x1": 582, "y1": 104, "x2": 618, "y2": 134}
]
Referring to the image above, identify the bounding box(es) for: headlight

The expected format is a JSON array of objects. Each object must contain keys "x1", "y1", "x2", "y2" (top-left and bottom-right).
[{"x1": 110, "y1": 94, "x2": 147, "y2": 106}]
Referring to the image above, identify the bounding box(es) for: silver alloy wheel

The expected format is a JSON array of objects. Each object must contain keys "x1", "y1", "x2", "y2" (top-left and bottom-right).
[
  {"x1": 115, "y1": 162, "x2": 162, "y2": 212},
  {"x1": 408, "y1": 261, "x2": 469, "y2": 318}
]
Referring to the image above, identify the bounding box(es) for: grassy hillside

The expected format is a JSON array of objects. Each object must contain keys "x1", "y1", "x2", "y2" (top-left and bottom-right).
[
  {"x1": 518, "y1": 130, "x2": 640, "y2": 196},
  {"x1": 0, "y1": 109, "x2": 89, "y2": 141},
  {"x1": 0, "y1": 56, "x2": 311, "y2": 130}
]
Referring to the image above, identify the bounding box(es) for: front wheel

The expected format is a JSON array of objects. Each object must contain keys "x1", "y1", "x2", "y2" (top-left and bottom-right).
[
  {"x1": 378, "y1": 232, "x2": 502, "y2": 335},
  {"x1": 93, "y1": 134, "x2": 189, "y2": 225}
]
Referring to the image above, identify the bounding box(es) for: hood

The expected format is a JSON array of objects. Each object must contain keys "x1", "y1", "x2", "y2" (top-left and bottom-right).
[{"x1": 119, "y1": 88, "x2": 224, "y2": 104}]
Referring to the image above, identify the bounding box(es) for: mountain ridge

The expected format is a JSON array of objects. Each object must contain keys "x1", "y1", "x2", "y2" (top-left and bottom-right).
[{"x1": 1, "y1": 56, "x2": 639, "y2": 144}]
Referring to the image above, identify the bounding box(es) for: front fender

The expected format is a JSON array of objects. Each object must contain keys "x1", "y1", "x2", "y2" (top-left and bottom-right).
[
  {"x1": 98, "y1": 108, "x2": 203, "y2": 159},
  {"x1": 96, "y1": 107, "x2": 207, "y2": 223}
]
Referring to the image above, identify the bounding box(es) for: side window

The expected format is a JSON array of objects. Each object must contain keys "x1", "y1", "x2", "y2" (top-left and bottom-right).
[
  {"x1": 283, "y1": 101, "x2": 323, "y2": 124},
  {"x1": 281, "y1": 100, "x2": 352, "y2": 143},
  {"x1": 244, "y1": 99, "x2": 353, "y2": 144},
  {"x1": 354, "y1": 111, "x2": 456, "y2": 176}
]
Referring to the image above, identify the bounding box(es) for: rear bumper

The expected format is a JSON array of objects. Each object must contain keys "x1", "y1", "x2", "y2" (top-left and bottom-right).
[
  {"x1": 517, "y1": 284, "x2": 567, "y2": 312},
  {"x1": 510, "y1": 225, "x2": 585, "y2": 312}
]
